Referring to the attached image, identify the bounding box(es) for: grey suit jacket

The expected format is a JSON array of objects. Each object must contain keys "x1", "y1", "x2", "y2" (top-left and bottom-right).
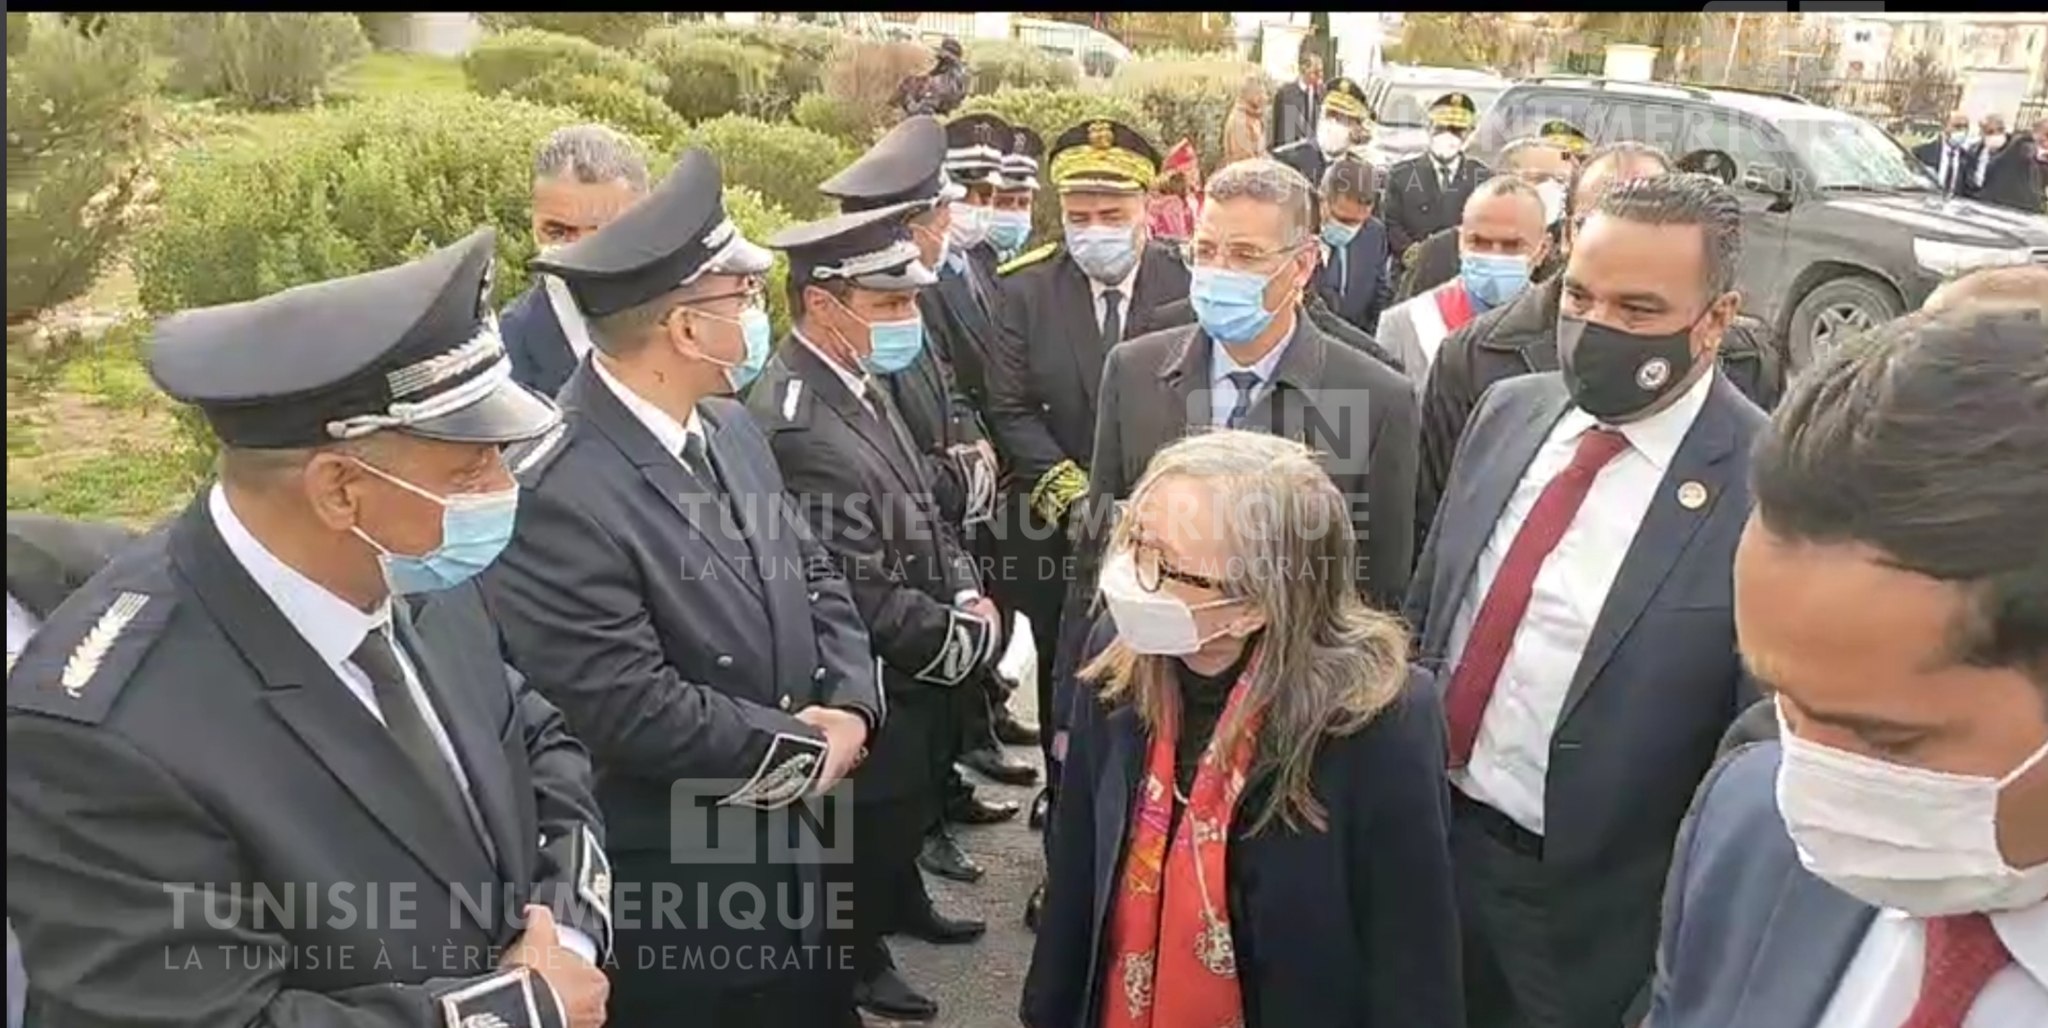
[
  {"x1": 1648, "y1": 743, "x2": 1878, "y2": 1027},
  {"x1": 1404, "y1": 371, "x2": 1766, "y2": 1022}
]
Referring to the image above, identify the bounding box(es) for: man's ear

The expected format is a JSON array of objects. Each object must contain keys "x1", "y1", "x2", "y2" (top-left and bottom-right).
[
  {"x1": 303, "y1": 450, "x2": 366, "y2": 533},
  {"x1": 1699, "y1": 291, "x2": 1742, "y2": 354}
]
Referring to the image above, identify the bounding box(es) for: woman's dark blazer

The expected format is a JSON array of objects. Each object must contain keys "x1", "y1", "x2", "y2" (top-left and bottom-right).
[{"x1": 1022, "y1": 663, "x2": 1465, "y2": 1028}]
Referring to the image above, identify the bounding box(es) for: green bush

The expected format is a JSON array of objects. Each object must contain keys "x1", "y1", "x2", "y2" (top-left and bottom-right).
[
  {"x1": 354, "y1": 12, "x2": 411, "y2": 51},
  {"x1": 6, "y1": 18, "x2": 157, "y2": 325},
  {"x1": 463, "y1": 27, "x2": 666, "y2": 99},
  {"x1": 958, "y1": 87, "x2": 1163, "y2": 237},
  {"x1": 658, "y1": 21, "x2": 840, "y2": 121},
  {"x1": 963, "y1": 38, "x2": 1077, "y2": 94},
  {"x1": 135, "y1": 92, "x2": 598, "y2": 317},
  {"x1": 7, "y1": 11, "x2": 30, "y2": 55},
  {"x1": 721, "y1": 185, "x2": 797, "y2": 338},
  {"x1": 477, "y1": 12, "x2": 666, "y2": 50},
  {"x1": 1108, "y1": 57, "x2": 1259, "y2": 178},
  {"x1": 159, "y1": 13, "x2": 369, "y2": 110},
  {"x1": 511, "y1": 74, "x2": 686, "y2": 148},
  {"x1": 792, "y1": 91, "x2": 877, "y2": 147},
  {"x1": 678, "y1": 115, "x2": 853, "y2": 221},
  {"x1": 635, "y1": 29, "x2": 776, "y2": 124}
]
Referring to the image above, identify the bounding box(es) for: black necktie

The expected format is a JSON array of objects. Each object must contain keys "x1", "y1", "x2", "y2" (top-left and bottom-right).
[
  {"x1": 1100, "y1": 288, "x2": 1125, "y2": 350},
  {"x1": 352, "y1": 627, "x2": 480, "y2": 849},
  {"x1": 866, "y1": 377, "x2": 926, "y2": 476},
  {"x1": 1224, "y1": 370, "x2": 1262, "y2": 428}
]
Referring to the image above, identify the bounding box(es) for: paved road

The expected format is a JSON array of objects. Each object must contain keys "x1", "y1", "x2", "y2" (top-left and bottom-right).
[{"x1": 875, "y1": 619, "x2": 1050, "y2": 1027}]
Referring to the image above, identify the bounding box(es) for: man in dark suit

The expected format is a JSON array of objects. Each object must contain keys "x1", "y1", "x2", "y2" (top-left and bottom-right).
[
  {"x1": 1404, "y1": 173, "x2": 1767, "y2": 1028},
  {"x1": 1912, "y1": 110, "x2": 1977, "y2": 196},
  {"x1": 1316, "y1": 150, "x2": 1394, "y2": 334},
  {"x1": 481, "y1": 149, "x2": 882, "y2": 1028},
  {"x1": 1268, "y1": 50, "x2": 1323, "y2": 151},
  {"x1": 500, "y1": 124, "x2": 651, "y2": 397},
  {"x1": 1274, "y1": 76, "x2": 1372, "y2": 192},
  {"x1": 985, "y1": 118, "x2": 1189, "y2": 787},
  {"x1": 1382, "y1": 92, "x2": 1494, "y2": 271},
  {"x1": 8, "y1": 231, "x2": 611, "y2": 1027},
  {"x1": 752, "y1": 202, "x2": 1009, "y2": 1025},
  {"x1": 1969, "y1": 113, "x2": 2045, "y2": 212},
  {"x1": 1649, "y1": 305, "x2": 2047, "y2": 1028},
  {"x1": 1414, "y1": 144, "x2": 1785, "y2": 557}
]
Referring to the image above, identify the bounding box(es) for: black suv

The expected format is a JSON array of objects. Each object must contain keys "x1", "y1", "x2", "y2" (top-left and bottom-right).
[{"x1": 1470, "y1": 77, "x2": 2048, "y2": 369}]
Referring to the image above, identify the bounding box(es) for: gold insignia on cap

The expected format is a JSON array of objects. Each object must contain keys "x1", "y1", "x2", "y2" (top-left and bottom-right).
[
  {"x1": 1089, "y1": 120, "x2": 1114, "y2": 150},
  {"x1": 1678, "y1": 481, "x2": 1709, "y2": 510}
]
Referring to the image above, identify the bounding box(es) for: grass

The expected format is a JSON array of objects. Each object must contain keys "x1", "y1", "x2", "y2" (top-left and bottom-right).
[{"x1": 336, "y1": 51, "x2": 467, "y2": 102}]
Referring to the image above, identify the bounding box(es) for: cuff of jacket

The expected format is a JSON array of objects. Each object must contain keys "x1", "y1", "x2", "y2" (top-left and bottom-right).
[
  {"x1": 433, "y1": 965, "x2": 566, "y2": 1028},
  {"x1": 721, "y1": 730, "x2": 828, "y2": 810},
  {"x1": 914, "y1": 608, "x2": 997, "y2": 687},
  {"x1": 1029, "y1": 460, "x2": 1088, "y2": 526}
]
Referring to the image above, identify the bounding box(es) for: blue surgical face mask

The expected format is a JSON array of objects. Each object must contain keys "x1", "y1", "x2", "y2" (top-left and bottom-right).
[
  {"x1": 351, "y1": 461, "x2": 519, "y2": 595},
  {"x1": 1321, "y1": 220, "x2": 1360, "y2": 249},
  {"x1": 688, "y1": 305, "x2": 773, "y2": 393},
  {"x1": 854, "y1": 311, "x2": 927, "y2": 375},
  {"x1": 1190, "y1": 264, "x2": 1288, "y2": 345},
  {"x1": 1461, "y1": 252, "x2": 1533, "y2": 309},
  {"x1": 988, "y1": 209, "x2": 1032, "y2": 257},
  {"x1": 1065, "y1": 222, "x2": 1141, "y2": 285},
  {"x1": 1949, "y1": 129, "x2": 1971, "y2": 147}
]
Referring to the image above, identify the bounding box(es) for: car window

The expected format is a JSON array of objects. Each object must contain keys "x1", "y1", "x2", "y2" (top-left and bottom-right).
[
  {"x1": 1679, "y1": 112, "x2": 1787, "y2": 176},
  {"x1": 1477, "y1": 90, "x2": 1598, "y2": 152},
  {"x1": 1775, "y1": 116, "x2": 1937, "y2": 192},
  {"x1": 1375, "y1": 83, "x2": 1505, "y2": 129},
  {"x1": 1595, "y1": 100, "x2": 1686, "y2": 156}
]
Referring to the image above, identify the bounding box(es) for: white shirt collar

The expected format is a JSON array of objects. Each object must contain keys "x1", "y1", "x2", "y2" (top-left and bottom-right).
[
  {"x1": 1875, "y1": 903, "x2": 2048, "y2": 990},
  {"x1": 208, "y1": 483, "x2": 388, "y2": 669},
  {"x1": 1211, "y1": 320, "x2": 1295, "y2": 386},
  {"x1": 793, "y1": 327, "x2": 871, "y2": 403},
  {"x1": 1090, "y1": 259, "x2": 1141, "y2": 303},
  {"x1": 1554, "y1": 365, "x2": 1717, "y2": 473},
  {"x1": 591, "y1": 354, "x2": 705, "y2": 459}
]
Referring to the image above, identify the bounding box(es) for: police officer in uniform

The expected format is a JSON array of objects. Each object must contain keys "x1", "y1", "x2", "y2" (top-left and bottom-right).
[
  {"x1": 1540, "y1": 118, "x2": 1592, "y2": 166},
  {"x1": 1382, "y1": 92, "x2": 1494, "y2": 271},
  {"x1": 7, "y1": 230, "x2": 613, "y2": 1028},
  {"x1": 752, "y1": 201, "x2": 1006, "y2": 1025},
  {"x1": 1274, "y1": 75, "x2": 1373, "y2": 189},
  {"x1": 987, "y1": 125, "x2": 1046, "y2": 270},
  {"x1": 479, "y1": 149, "x2": 881, "y2": 1028}
]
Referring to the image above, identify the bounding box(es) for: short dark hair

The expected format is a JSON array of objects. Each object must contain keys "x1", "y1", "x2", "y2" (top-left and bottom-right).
[
  {"x1": 1320, "y1": 154, "x2": 1380, "y2": 204},
  {"x1": 787, "y1": 276, "x2": 853, "y2": 323},
  {"x1": 1565, "y1": 140, "x2": 1671, "y2": 222},
  {"x1": 1752, "y1": 307, "x2": 2048, "y2": 681},
  {"x1": 1588, "y1": 172, "x2": 1743, "y2": 295}
]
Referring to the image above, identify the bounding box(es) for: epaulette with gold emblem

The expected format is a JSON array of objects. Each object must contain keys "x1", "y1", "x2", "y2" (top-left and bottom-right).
[
  {"x1": 998, "y1": 241, "x2": 1061, "y2": 277},
  {"x1": 6, "y1": 589, "x2": 176, "y2": 725}
]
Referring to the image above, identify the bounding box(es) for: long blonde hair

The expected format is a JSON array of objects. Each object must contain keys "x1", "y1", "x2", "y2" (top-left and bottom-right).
[{"x1": 1082, "y1": 430, "x2": 1410, "y2": 834}]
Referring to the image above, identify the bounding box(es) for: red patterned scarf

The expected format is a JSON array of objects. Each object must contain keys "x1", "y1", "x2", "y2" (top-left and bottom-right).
[{"x1": 1100, "y1": 659, "x2": 1265, "y2": 1028}]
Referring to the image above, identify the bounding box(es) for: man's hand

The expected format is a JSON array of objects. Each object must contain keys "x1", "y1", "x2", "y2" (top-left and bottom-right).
[
  {"x1": 965, "y1": 596, "x2": 1004, "y2": 650},
  {"x1": 795, "y1": 706, "x2": 870, "y2": 794},
  {"x1": 503, "y1": 905, "x2": 608, "y2": 1028}
]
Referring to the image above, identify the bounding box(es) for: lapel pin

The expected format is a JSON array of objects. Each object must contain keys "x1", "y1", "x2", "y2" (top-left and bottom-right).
[{"x1": 1678, "y1": 480, "x2": 1709, "y2": 510}]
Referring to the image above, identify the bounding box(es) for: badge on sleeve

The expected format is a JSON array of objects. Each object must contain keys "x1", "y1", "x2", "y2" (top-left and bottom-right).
[
  {"x1": 436, "y1": 967, "x2": 548, "y2": 1028},
  {"x1": 575, "y1": 825, "x2": 613, "y2": 956}
]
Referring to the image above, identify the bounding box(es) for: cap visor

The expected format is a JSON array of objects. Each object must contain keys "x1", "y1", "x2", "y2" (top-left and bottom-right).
[
  {"x1": 855, "y1": 260, "x2": 940, "y2": 291},
  {"x1": 404, "y1": 378, "x2": 563, "y2": 445},
  {"x1": 703, "y1": 232, "x2": 776, "y2": 278},
  {"x1": 939, "y1": 181, "x2": 969, "y2": 203},
  {"x1": 1058, "y1": 180, "x2": 1144, "y2": 195}
]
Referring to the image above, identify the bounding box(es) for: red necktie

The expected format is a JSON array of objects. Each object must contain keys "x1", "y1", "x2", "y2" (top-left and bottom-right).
[
  {"x1": 1901, "y1": 913, "x2": 2012, "y2": 1028},
  {"x1": 1444, "y1": 427, "x2": 1631, "y2": 768}
]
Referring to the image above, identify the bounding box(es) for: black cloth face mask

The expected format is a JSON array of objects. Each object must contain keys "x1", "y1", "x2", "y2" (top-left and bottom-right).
[{"x1": 1557, "y1": 312, "x2": 1702, "y2": 421}]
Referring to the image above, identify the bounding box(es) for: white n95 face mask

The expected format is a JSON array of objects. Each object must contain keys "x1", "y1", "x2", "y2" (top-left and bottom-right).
[
  {"x1": 1774, "y1": 698, "x2": 2048, "y2": 917},
  {"x1": 1098, "y1": 550, "x2": 1241, "y2": 657}
]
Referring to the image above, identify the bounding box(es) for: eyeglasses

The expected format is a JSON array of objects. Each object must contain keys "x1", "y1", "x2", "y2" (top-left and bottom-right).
[
  {"x1": 1180, "y1": 239, "x2": 1309, "y2": 275},
  {"x1": 691, "y1": 280, "x2": 767, "y2": 312},
  {"x1": 1130, "y1": 539, "x2": 1228, "y2": 595}
]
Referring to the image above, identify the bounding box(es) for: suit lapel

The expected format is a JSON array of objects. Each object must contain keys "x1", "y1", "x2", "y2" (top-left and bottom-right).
[
  {"x1": 698, "y1": 401, "x2": 807, "y2": 688},
  {"x1": 169, "y1": 505, "x2": 498, "y2": 891},
  {"x1": 1059, "y1": 258, "x2": 1109, "y2": 411},
  {"x1": 1731, "y1": 864, "x2": 1875, "y2": 1027},
  {"x1": 399, "y1": 597, "x2": 522, "y2": 882},
  {"x1": 565, "y1": 363, "x2": 760, "y2": 594},
  {"x1": 792, "y1": 344, "x2": 927, "y2": 500},
  {"x1": 1559, "y1": 378, "x2": 1741, "y2": 723},
  {"x1": 1433, "y1": 383, "x2": 1572, "y2": 654}
]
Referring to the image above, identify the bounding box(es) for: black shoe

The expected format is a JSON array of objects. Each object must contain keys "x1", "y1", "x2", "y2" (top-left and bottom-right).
[
  {"x1": 1028, "y1": 787, "x2": 1051, "y2": 831},
  {"x1": 918, "y1": 830, "x2": 986, "y2": 883},
  {"x1": 993, "y1": 709, "x2": 1042, "y2": 747},
  {"x1": 900, "y1": 903, "x2": 988, "y2": 945},
  {"x1": 1024, "y1": 880, "x2": 1046, "y2": 934},
  {"x1": 855, "y1": 966, "x2": 939, "y2": 1022},
  {"x1": 945, "y1": 792, "x2": 1021, "y2": 826},
  {"x1": 960, "y1": 745, "x2": 1039, "y2": 787}
]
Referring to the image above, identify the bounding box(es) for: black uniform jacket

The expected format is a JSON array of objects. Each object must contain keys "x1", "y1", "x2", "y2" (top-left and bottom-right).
[
  {"x1": 5, "y1": 513, "x2": 137, "y2": 623},
  {"x1": 920, "y1": 251, "x2": 1003, "y2": 430},
  {"x1": 1023, "y1": 639, "x2": 1464, "y2": 1028},
  {"x1": 498, "y1": 284, "x2": 576, "y2": 400},
  {"x1": 7, "y1": 502, "x2": 607, "y2": 1028},
  {"x1": 1381, "y1": 153, "x2": 1493, "y2": 261},
  {"x1": 985, "y1": 240, "x2": 1192, "y2": 494},
  {"x1": 480, "y1": 359, "x2": 881, "y2": 956},
  {"x1": 749, "y1": 341, "x2": 998, "y2": 803}
]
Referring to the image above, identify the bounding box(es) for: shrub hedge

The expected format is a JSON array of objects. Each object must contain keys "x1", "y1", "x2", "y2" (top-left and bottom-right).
[
  {"x1": 463, "y1": 27, "x2": 666, "y2": 100},
  {"x1": 817, "y1": 38, "x2": 935, "y2": 145},
  {"x1": 510, "y1": 74, "x2": 686, "y2": 148},
  {"x1": 1109, "y1": 56, "x2": 1260, "y2": 177},
  {"x1": 6, "y1": 18, "x2": 157, "y2": 325},
  {"x1": 136, "y1": 93, "x2": 586, "y2": 316},
  {"x1": 963, "y1": 38, "x2": 1077, "y2": 94},
  {"x1": 792, "y1": 91, "x2": 876, "y2": 147},
  {"x1": 658, "y1": 21, "x2": 840, "y2": 121},
  {"x1": 676, "y1": 115, "x2": 852, "y2": 221},
  {"x1": 720, "y1": 185, "x2": 797, "y2": 338},
  {"x1": 158, "y1": 13, "x2": 369, "y2": 111},
  {"x1": 635, "y1": 30, "x2": 775, "y2": 124},
  {"x1": 475, "y1": 12, "x2": 666, "y2": 50}
]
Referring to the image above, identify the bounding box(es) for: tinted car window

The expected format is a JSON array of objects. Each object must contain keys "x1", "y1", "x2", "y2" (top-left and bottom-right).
[
  {"x1": 1595, "y1": 100, "x2": 1686, "y2": 156},
  {"x1": 1679, "y1": 111, "x2": 1787, "y2": 177},
  {"x1": 1479, "y1": 90, "x2": 1599, "y2": 154}
]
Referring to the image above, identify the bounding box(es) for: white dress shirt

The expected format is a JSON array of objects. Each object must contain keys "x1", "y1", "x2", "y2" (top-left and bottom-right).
[
  {"x1": 591, "y1": 352, "x2": 706, "y2": 467},
  {"x1": 1817, "y1": 905, "x2": 2047, "y2": 1028},
  {"x1": 1446, "y1": 369, "x2": 1716, "y2": 834},
  {"x1": 794, "y1": 329, "x2": 874, "y2": 414},
  {"x1": 1209, "y1": 325, "x2": 1294, "y2": 427},
  {"x1": 5, "y1": 592, "x2": 38, "y2": 674},
  {"x1": 208, "y1": 486, "x2": 597, "y2": 963},
  {"x1": 1090, "y1": 260, "x2": 1141, "y2": 341}
]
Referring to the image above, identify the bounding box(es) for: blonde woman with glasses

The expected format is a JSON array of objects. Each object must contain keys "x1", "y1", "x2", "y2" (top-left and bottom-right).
[{"x1": 1021, "y1": 430, "x2": 1462, "y2": 1028}]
